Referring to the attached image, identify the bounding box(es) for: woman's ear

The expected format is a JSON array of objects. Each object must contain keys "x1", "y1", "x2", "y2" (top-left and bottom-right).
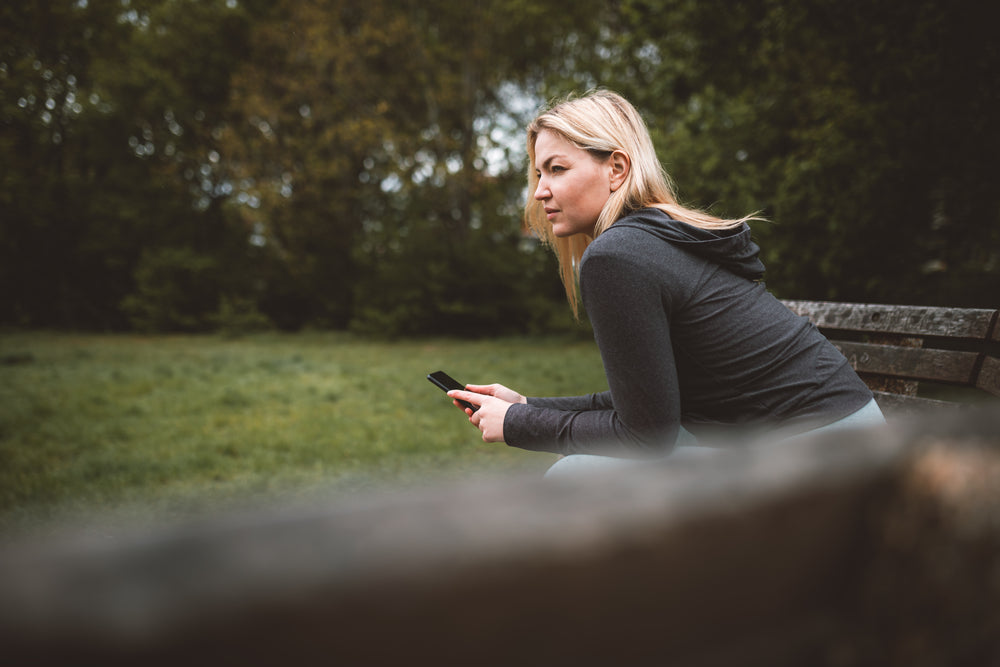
[{"x1": 608, "y1": 150, "x2": 630, "y2": 192}]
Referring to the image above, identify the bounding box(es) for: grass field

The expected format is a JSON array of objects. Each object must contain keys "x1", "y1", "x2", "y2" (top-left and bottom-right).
[{"x1": 0, "y1": 331, "x2": 606, "y2": 533}]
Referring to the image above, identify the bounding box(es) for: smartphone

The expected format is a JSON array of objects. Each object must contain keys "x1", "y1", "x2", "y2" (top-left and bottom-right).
[{"x1": 427, "y1": 370, "x2": 478, "y2": 412}]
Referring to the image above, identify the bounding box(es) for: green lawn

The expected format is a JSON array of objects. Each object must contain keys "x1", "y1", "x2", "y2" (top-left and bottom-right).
[{"x1": 0, "y1": 331, "x2": 605, "y2": 533}]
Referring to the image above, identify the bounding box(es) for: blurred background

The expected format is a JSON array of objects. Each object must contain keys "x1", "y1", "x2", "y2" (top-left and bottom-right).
[{"x1": 3, "y1": 0, "x2": 999, "y2": 337}]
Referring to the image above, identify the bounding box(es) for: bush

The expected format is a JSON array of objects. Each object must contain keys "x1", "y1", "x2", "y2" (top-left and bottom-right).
[
  {"x1": 121, "y1": 247, "x2": 222, "y2": 332},
  {"x1": 213, "y1": 296, "x2": 274, "y2": 338}
]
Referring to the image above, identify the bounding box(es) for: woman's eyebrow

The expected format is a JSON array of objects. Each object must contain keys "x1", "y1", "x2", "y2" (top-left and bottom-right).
[{"x1": 540, "y1": 154, "x2": 568, "y2": 169}]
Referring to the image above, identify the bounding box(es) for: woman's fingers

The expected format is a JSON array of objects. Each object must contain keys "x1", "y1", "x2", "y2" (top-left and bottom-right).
[
  {"x1": 463, "y1": 383, "x2": 524, "y2": 404},
  {"x1": 447, "y1": 389, "x2": 483, "y2": 409},
  {"x1": 462, "y1": 383, "x2": 497, "y2": 396}
]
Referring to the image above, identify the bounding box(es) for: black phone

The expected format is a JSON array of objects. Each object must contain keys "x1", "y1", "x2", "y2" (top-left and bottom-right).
[{"x1": 427, "y1": 370, "x2": 478, "y2": 412}]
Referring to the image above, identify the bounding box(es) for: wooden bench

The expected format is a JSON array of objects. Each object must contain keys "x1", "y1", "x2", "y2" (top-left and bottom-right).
[{"x1": 782, "y1": 300, "x2": 1000, "y2": 414}]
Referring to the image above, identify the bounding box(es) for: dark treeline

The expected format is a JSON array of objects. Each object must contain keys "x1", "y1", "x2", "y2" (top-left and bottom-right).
[{"x1": 2, "y1": 0, "x2": 998, "y2": 335}]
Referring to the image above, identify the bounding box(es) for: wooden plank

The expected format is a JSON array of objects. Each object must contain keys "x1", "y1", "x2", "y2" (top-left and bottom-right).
[
  {"x1": 976, "y1": 355, "x2": 1000, "y2": 397},
  {"x1": 833, "y1": 341, "x2": 979, "y2": 384},
  {"x1": 871, "y1": 391, "x2": 960, "y2": 414},
  {"x1": 0, "y1": 435, "x2": 906, "y2": 667},
  {"x1": 783, "y1": 300, "x2": 996, "y2": 340}
]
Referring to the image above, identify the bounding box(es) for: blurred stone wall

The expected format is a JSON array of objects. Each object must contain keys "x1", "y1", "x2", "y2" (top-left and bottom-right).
[{"x1": 1, "y1": 408, "x2": 999, "y2": 666}]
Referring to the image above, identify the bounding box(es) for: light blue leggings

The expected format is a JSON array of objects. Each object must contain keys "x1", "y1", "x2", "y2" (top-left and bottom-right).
[{"x1": 544, "y1": 398, "x2": 886, "y2": 479}]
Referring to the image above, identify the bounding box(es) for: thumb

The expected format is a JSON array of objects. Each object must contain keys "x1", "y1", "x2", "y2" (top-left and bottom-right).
[{"x1": 447, "y1": 389, "x2": 483, "y2": 408}]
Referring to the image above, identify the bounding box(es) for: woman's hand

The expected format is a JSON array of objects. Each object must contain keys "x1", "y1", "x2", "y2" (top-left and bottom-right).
[{"x1": 447, "y1": 383, "x2": 526, "y2": 443}]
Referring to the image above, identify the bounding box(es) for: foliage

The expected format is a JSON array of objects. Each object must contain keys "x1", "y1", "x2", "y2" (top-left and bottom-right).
[
  {"x1": 120, "y1": 247, "x2": 221, "y2": 332},
  {"x1": 1, "y1": 0, "x2": 998, "y2": 335},
  {"x1": 221, "y1": 0, "x2": 609, "y2": 332},
  {"x1": 0, "y1": 0, "x2": 256, "y2": 329},
  {"x1": 608, "y1": 0, "x2": 1000, "y2": 306}
]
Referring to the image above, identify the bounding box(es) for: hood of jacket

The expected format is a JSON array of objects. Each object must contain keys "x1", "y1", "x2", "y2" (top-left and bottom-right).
[{"x1": 612, "y1": 207, "x2": 765, "y2": 280}]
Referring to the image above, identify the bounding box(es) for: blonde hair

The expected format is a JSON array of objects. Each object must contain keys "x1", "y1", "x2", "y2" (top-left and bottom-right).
[{"x1": 524, "y1": 89, "x2": 762, "y2": 314}]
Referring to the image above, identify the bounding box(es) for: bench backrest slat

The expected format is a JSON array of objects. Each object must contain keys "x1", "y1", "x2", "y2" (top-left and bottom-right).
[
  {"x1": 834, "y1": 341, "x2": 980, "y2": 385},
  {"x1": 783, "y1": 300, "x2": 996, "y2": 339}
]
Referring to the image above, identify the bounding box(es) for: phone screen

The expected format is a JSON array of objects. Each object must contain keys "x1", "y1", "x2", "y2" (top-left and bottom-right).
[{"x1": 427, "y1": 371, "x2": 477, "y2": 412}]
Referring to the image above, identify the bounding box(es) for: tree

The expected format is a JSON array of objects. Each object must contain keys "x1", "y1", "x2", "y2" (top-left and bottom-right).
[
  {"x1": 5, "y1": 0, "x2": 995, "y2": 332},
  {"x1": 224, "y1": 0, "x2": 611, "y2": 334},
  {"x1": 0, "y1": 0, "x2": 259, "y2": 330},
  {"x1": 608, "y1": 0, "x2": 1000, "y2": 306},
  {"x1": 1, "y1": 1, "x2": 132, "y2": 327}
]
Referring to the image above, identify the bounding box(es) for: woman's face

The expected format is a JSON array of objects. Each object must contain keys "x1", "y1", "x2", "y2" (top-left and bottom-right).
[{"x1": 533, "y1": 129, "x2": 615, "y2": 238}]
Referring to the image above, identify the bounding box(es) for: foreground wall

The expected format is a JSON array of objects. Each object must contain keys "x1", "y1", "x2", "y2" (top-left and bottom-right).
[{"x1": 2, "y1": 409, "x2": 999, "y2": 666}]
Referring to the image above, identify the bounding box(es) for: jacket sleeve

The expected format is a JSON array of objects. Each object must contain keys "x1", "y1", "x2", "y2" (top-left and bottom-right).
[
  {"x1": 526, "y1": 392, "x2": 612, "y2": 411},
  {"x1": 502, "y1": 242, "x2": 683, "y2": 457}
]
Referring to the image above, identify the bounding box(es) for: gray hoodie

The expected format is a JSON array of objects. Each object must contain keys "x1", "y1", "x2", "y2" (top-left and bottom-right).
[{"x1": 503, "y1": 207, "x2": 872, "y2": 457}]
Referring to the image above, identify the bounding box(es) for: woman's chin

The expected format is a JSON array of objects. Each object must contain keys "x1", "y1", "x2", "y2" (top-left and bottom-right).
[
  {"x1": 552, "y1": 226, "x2": 591, "y2": 239},
  {"x1": 551, "y1": 223, "x2": 576, "y2": 238}
]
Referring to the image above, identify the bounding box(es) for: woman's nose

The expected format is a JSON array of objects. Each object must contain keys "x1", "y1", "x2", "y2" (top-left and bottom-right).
[{"x1": 534, "y1": 179, "x2": 549, "y2": 200}]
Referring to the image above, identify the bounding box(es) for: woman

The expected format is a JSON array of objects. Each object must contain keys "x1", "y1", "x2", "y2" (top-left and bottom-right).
[{"x1": 448, "y1": 90, "x2": 883, "y2": 472}]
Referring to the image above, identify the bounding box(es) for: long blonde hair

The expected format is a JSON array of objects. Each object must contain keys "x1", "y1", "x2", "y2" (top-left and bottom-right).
[{"x1": 524, "y1": 89, "x2": 762, "y2": 314}]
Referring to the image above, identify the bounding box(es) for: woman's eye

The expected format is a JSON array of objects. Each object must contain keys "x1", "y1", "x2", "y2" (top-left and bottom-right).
[{"x1": 550, "y1": 165, "x2": 565, "y2": 173}]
